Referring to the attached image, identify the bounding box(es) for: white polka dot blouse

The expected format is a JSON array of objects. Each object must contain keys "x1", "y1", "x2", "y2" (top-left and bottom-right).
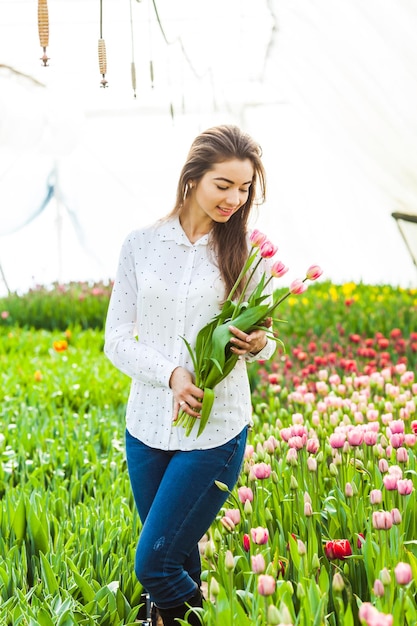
[{"x1": 104, "y1": 216, "x2": 276, "y2": 451}]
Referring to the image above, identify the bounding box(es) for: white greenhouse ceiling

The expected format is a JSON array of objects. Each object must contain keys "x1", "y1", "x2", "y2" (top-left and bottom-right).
[{"x1": 1, "y1": 0, "x2": 417, "y2": 294}]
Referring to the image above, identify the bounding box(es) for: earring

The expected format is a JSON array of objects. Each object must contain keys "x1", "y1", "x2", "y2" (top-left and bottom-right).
[{"x1": 182, "y1": 182, "x2": 194, "y2": 203}]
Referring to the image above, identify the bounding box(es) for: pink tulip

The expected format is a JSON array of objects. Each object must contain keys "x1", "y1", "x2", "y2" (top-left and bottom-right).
[
  {"x1": 372, "y1": 511, "x2": 393, "y2": 530},
  {"x1": 364, "y1": 430, "x2": 378, "y2": 446},
  {"x1": 238, "y1": 486, "x2": 254, "y2": 503},
  {"x1": 271, "y1": 260, "x2": 289, "y2": 278},
  {"x1": 389, "y1": 419, "x2": 405, "y2": 434},
  {"x1": 286, "y1": 448, "x2": 298, "y2": 465},
  {"x1": 297, "y1": 539, "x2": 307, "y2": 555},
  {"x1": 306, "y1": 438, "x2": 319, "y2": 454},
  {"x1": 249, "y1": 229, "x2": 267, "y2": 248},
  {"x1": 304, "y1": 501, "x2": 313, "y2": 517},
  {"x1": 292, "y1": 423, "x2": 308, "y2": 438},
  {"x1": 394, "y1": 562, "x2": 413, "y2": 585},
  {"x1": 288, "y1": 435, "x2": 305, "y2": 450},
  {"x1": 257, "y1": 574, "x2": 276, "y2": 596},
  {"x1": 316, "y1": 381, "x2": 329, "y2": 394},
  {"x1": 280, "y1": 427, "x2": 292, "y2": 442},
  {"x1": 378, "y1": 459, "x2": 389, "y2": 473},
  {"x1": 391, "y1": 508, "x2": 402, "y2": 525},
  {"x1": 345, "y1": 483, "x2": 353, "y2": 498},
  {"x1": 388, "y1": 465, "x2": 403, "y2": 479},
  {"x1": 251, "y1": 526, "x2": 269, "y2": 545},
  {"x1": 306, "y1": 265, "x2": 323, "y2": 280},
  {"x1": 383, "y1": 474, "x2": 398, "y2": 491},
  {"x1": 370, "y1": 489, "x2": 382, "y2": 505},
  {"x1": 251, "y1": 553, "x2": 266, "y2": 573},
  {"x1": 224, "y1": 508, "x2": 241, "y2": 525},
  {"x1": 397, "y1": 478, "x2": 413, "y2": 495},
  {"x1": 252, "y1": 462, "x2": 271, "y2": 479},
  {"x1": 259, "y1": 240, "x2": 278, "y2": 258},
  {"x1": 396, "y1": 447, "x2": 408, "y2": 463},
  {"x1": 400, "y1": 370, "x2": 415, "y2": 384},
  {"x1": 329, "y1": 432, "x2": 346, "y2": 448},
  {"x1": 380, "y1": 568, "x2": 391, "y2": 586},
  {"x1": 220, "y1": 516, "x2": 235, "y2": 532},
  {"x1": 244, "y1": 445, "x2": 254, "y2": 458},
  {"x1": 373, "y1": 579, "x2": 385, "y2": 597},
  {"x1": 347, "y1": 427, "x2": 364, "y2": 447},
  {"x1": 225, "y1": 549, "x2": 235, "y2": 571},
  {"x1": 263, "y1": 436, "x2": 278, "y2": 453},
  {"x1": 390, "y1": 433, "x2": 405, "y2": 448},
  {"x1": 358, "y1": 603, "x2": 393, "y2": 626},
  {"x1": 404, "y1": 434, "x2": 416, "y2": 446},
  {"x1": 289, "y1": 279, "x2": 307, "y2": 295},
  {"x1": 367, "y1": 409, "x2": 379, "y2": 421}
]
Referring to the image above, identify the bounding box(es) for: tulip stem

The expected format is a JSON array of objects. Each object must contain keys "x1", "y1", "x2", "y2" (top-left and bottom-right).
[{"x1": 228, "y1": 569, "x2": 234, "y2": 626}]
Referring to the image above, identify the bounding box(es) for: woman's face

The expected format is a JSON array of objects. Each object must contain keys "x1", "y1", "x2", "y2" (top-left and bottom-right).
[{"x1": 190, "y1": 158, "x2": 254, "y2": 224}]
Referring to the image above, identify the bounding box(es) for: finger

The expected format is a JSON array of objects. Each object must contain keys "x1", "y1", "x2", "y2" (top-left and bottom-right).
[
  {"x1": 230, "y1": 344, "x2": 248, "y2": 355},
  {"x1": 178, "y1": 397, "x2": 203, "y2": 415},
  {"x1": 229, "y1": 335, "x2": 250, "y2": 349},
  {"x1": 181, "y1": 403, "x2": 201, "y2": 418},
  {"x1": 187, "y1": 397, "x2": 204, "y2": 412},
  {"x1": 229, "y1": 325, "x2": 250, "y2": 342}
]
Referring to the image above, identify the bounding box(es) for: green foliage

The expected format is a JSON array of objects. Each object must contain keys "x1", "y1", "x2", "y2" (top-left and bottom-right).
[
  {"x1": 0, "y1": 281, "x2": 112, "y2": 330},
  {"x1": 0, "y1": 280, "x2": 416, "y2": 624},
  {"x1": 273, "y1": 280, "x2": 417, "y2": 338},
  {"x1": 1, "y1": 280, "x2": 417, "y2": 337}
]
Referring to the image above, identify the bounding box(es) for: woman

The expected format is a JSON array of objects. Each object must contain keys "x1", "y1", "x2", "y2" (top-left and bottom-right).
[{"x1": 104, "y1": 125, "x2": 276, "y2": 625}]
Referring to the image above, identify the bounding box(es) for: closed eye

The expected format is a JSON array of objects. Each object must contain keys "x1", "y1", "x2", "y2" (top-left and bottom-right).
[{"x1": 216, "y1": 186, "x2": 250, "y2": 193}]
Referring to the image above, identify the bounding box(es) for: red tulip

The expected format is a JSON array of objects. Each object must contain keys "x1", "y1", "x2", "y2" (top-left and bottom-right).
[
  {"x1": 243, "y1": 533, "x2": 250, "y2": 552},
  {"x1": 324, "y1": 539, "x2": 352, "y2": 560}
]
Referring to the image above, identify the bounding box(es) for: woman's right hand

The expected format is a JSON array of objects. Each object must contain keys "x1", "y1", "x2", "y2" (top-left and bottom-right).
[{"x1": 169, "y1": 367, "x2": 204, "y2": 421}]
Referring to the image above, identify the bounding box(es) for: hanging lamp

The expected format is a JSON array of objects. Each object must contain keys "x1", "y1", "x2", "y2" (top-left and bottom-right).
[
  {"x1": 38, "y1": 0, "x2": 49, "y2": 66},
  {"x1": 129, "y1": 0, "x2": 137, "y2": 97},
  {"x1": 98, "y1": 0, "x2": 108, "y2": 87}
]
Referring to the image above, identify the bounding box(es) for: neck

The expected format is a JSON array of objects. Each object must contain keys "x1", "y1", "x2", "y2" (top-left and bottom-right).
[{"x1": 179, "y1": 210, "x2": 212, "y2": 243}]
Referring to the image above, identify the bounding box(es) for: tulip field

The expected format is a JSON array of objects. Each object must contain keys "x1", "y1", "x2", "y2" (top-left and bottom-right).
[{"x1": 0, "y1": 280, "x2": 416, "y2": 625}]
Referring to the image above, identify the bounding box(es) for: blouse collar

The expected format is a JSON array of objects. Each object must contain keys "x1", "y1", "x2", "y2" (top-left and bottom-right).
[{"x1": 157, "y1": 215, "x2": 210, "y2": 247}]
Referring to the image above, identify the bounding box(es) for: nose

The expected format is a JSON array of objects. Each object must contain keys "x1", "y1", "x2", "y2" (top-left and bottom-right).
[{"x1": 225, "y1": 189, "x2": 240, "y2": 207}]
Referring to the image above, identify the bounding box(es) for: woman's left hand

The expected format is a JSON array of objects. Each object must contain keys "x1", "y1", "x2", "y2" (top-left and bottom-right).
[{"x1": 228, "y1": 325, "x2": 268, "y2": 357}]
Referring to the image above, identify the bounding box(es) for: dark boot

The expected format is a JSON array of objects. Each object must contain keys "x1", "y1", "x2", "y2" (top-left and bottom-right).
[
  {"x1": 137, "y1": 593, "x2": 159, "y2": 625},
  {"x1": 157, "y1": 588, "x2": 203, "y2": 626},
  {"x1": 137, "y1": 592, "x2": 151, "y2": 624}
]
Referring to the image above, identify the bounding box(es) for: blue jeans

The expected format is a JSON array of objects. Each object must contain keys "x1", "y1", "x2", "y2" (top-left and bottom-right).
[{"x1": 125, "y1": 427, "x2": 248, "y2": 610}]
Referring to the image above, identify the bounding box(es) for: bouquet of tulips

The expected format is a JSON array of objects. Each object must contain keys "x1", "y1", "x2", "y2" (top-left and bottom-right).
[{"x1": 175, "y1": 229, "x2": 323, "y2": 436}]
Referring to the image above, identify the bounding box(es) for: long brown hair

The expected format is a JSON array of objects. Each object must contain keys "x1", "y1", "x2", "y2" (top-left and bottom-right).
[{"x1": 168, "y1": 125, "x2": 266, "y2": 298}]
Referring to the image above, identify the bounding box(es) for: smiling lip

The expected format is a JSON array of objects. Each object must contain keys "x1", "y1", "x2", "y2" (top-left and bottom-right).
[{"x1": 217, "y1": 206, "x2": 236, "y2": 216}]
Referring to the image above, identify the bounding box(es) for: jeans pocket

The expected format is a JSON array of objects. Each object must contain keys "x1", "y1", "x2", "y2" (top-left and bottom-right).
[{"x1": 222, "y1": 426, "x2": 248, "y2": 470}]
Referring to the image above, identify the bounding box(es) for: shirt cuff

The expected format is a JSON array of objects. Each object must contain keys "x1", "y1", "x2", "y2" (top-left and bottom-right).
[{"x1": 244, "y1": 337, "x2": 276, "y2": 363}]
